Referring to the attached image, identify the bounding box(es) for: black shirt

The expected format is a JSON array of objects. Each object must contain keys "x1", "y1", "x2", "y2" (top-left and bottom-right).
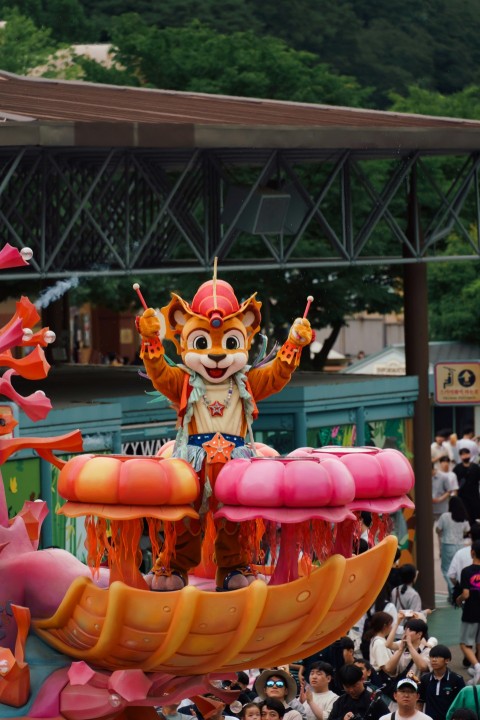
[
  {"x1": 460, "y1": 563, "x2": 480, "y2": 623},
  {"x1": 457, "y1": 463, "x2": 480, "y2": 521},
  {"x1": 329, "y1": 689, "x2": 389, "y2": 720},
  {"x1": 419, "y1": 669, "x2": 465, "y2": 720}
]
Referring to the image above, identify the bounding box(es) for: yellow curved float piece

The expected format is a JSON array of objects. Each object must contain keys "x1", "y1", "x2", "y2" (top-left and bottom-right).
[{"x1": 32, "y1": 536, "x2": 397, "y2": 675}]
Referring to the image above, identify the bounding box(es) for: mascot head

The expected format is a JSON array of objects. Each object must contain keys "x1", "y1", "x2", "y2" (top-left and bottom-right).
[{"x1": 161, "y1": 278, "x2": 261, "y2": 384}]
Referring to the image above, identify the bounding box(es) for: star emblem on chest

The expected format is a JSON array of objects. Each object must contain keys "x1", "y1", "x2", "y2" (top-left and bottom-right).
[{"x1": 207, "y1": 400, "x2": 225, "y2": 417}]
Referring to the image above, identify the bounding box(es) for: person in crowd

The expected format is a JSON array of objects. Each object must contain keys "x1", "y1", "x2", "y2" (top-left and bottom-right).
[
  {"x1": 436, "y1": 496, "x2": 471, "y2": 599},
  {"x1": 432, "y1": 430, "x2": 455, "y2": 466},
  {"x1": 299, "y1": 661, "x2": 338, "y2": 720},
  {"x1": 354, "y1": 658, "x2": 380, "y2": 692},
  {"x1": 355, "y1": 581, "x2": 397, "y2": 657},
  {"x1": 447, "y1": 685, "x2": 480, "y2": 720},
  {"x1": 383, "y1": 616, "x2": 430, "y2": 679},
  {"x1": 450, "y1": 710, "x2": 479, "y2": 720},
  {"x1": 329, "y1": 664, "x2": 389, "y2": 720},
  {"x1": 379, "y1": 678, "x2": 433, "y2": 720},
  {"x1": 418, "y1": 645, "x2": 465, "y2": 720},
  {"x1": 232, "y1": 672, "x2": 257, "y2": 703},
  {"x1": 364, "y1": 611, "x2": 394, "y2": 672},
  {"x1": 450, "y1": 522, "x2": 480, "y2": 574},
  {"x1": 391, "y1": 565, "x2": 422, "y2": 613},
  {"x1": 254, "y1": 669, "x2": 304, "y2": 720},
  {"x1": 158, "y1": 704, "x2": 198, "y2": 720},
  {"x1": 457, "y1": 449, "x2": 480, "y2": 523},
  {"x1": 457, "y1": 428, "x2": 479, "y2": 464},
  {"x1": 301, "y1": 637, "x2": 355, "y2": 693},
  {"x1": 260, "y1": 699, "x2": 287, "y2": 720},
  {"x1": 240, "y1": 704, "x2": 262, "y2": 720},
  {"x1": 432, "y1": 455, "x2": 457, "y2": 523},
  {"x1": 456, "y1": 539, "x2": 480, "y2": 685}
]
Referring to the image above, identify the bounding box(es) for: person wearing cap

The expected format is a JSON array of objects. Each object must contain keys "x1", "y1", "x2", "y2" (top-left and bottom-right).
[
  {"x1": 457, "y1": 450, "x2": 480, "y2": 524},
  {"x1": 329, "y1": 664, "x2": 389, "y2": 720},
  {"x1": 379, "y1": 678, "x2": 432, "y2": 720},
  {"x1": 418, "y1": 644, "x2": 464, "y2": 720},
  {"x1": 254, "y1": 669, "x2": 304, "y2": 720}
]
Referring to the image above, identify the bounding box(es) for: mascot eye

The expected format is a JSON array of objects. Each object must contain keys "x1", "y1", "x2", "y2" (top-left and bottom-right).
[
  {"x1": 226, "y1": 336, "x2": 240, "y2": 350},
  {"x1": 222, "y1": 331, "x2": 245, "y2": 350},
  {"x1": 193, "y1": 336, "x2": 209, "y2": 350}
]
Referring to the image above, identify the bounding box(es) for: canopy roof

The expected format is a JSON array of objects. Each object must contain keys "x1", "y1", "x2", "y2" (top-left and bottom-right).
[{"x1": 2, "y1": 71, "x2": 480, "y2": 150}]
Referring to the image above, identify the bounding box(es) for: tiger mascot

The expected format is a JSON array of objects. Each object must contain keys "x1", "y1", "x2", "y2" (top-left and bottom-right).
[{"x1": 136, "y1": 276, "x2": 313, "y2": 590}]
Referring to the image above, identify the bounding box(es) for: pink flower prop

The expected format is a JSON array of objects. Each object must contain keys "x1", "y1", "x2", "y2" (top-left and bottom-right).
[
  {"x1": 0, "y1": 243, "x2": 30, "y2": 269},
  {"x1": 0, "y1": 369, "x2": 52, "y2": 421},
  {"x1": 215, "y1": 456, "x2": 356, "y2": 509},
  {"x1": 289, "y1": 446, "x2": 414, "y2": 499},
  {"x1": 0, "y1": 318, "x2": 25, "y2": 354}
]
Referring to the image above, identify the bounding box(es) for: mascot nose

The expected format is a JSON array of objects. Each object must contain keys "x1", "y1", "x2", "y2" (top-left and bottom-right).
[{"x1": 208, "y1": 353, "x2": 227, "y2": 362}]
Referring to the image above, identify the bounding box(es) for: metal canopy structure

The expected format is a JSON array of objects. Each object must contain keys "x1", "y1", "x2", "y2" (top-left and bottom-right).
[{"x1": 1, "y1": 72, "x2": 480, "y2": 278}]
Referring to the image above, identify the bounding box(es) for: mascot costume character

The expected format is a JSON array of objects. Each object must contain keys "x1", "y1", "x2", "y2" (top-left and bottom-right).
[{"x1": 136, "y1": 269, "x2": 313, "y2": 591}]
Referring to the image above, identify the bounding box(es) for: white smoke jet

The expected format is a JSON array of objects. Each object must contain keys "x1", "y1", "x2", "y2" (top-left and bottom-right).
[{"x1": 35, "y1": 277, "x2": 80, "y2": 310}]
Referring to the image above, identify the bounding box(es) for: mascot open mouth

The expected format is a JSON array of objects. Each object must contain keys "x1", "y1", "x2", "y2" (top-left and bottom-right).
[{"x1": 206, "y1": 367, "x2": 226, "y2": 379}]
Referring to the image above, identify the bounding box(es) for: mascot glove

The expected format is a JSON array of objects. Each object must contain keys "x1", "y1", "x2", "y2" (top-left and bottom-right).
[
  {"x1": 288, "y1": 317, "x2": 313, "y2": 346},
  {"x1": 136, "y1": 308, "x2": 163, "y2": 339}
]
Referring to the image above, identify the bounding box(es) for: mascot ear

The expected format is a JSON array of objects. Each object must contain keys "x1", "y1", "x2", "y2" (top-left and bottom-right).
[
  {"x1": 161, "y1": 294, "x2": 192, "y2": 353},
  {"x1": 238, "y1": 298, "x2": 262, "y2": 345}
]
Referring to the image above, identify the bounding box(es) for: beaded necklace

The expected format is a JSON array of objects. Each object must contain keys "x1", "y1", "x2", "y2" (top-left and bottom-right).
[{"x1": 202, "y1": 377, "x2": 234, "y2": 417}]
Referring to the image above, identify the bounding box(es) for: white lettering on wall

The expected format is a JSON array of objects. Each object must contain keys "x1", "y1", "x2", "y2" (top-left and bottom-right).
[{"x1": 121, "y1": 438, "x2": 173, "y2": 456}]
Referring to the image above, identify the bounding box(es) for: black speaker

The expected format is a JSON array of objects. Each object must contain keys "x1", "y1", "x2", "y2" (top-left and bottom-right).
[{"x1": 222, "y1": 186, "x2": 291, "y2": 235}]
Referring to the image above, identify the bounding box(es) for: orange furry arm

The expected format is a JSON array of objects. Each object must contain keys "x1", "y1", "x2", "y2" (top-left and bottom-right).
[
  {"x1": 247, "y1": 354, "x2": 297, "y2": 402},
  {"x1": 142, "y1": 353, "x2": 185, "y2": 405}
]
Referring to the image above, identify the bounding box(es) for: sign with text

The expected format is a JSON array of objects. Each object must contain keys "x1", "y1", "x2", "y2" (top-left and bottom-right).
[{"x1": 434, "y1": 361, "x2": 480, "y2": 404}]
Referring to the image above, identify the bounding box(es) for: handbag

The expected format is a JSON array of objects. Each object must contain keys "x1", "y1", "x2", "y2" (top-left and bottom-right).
[{"x1": 377, "y1": 658, "x2": 415, "y2": 701}]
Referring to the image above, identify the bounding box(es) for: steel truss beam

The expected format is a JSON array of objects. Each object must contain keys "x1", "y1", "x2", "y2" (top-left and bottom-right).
[{"x1": 1, "y1": 146, "x2": 480, "y2": 278}]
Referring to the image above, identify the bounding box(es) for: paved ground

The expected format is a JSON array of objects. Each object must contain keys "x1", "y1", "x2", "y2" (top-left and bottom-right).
[{"x1": 429, "y1": 532, "x2": 469, "y2": 680}]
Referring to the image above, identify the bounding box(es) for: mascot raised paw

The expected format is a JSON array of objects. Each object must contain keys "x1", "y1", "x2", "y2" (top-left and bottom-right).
[{"x1": 135, "y1": 268, "x2": 313, "y2": 591}]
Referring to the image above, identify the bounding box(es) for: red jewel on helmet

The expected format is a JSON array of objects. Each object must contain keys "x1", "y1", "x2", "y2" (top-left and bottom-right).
[{"x1": 191, "y1": 280, "x2": 240, "y2": 328}]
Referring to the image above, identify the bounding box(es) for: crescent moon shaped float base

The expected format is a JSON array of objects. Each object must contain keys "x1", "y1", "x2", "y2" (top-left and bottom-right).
[{"x1": 32, "y1": 536, "x2": 397, "y2": 675}]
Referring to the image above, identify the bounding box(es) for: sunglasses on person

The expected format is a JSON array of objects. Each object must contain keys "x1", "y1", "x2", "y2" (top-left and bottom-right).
[{"x1": 266, "y1": 680, "x2": 286, "y2": 688}]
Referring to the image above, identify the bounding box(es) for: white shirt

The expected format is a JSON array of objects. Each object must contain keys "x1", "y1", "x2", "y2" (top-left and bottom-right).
[
  {"x1": 380, "y1": 711, "x2": 433, "y2": 720},
  {"x1": 447, "y1": 544, "x2": 473, "y2": 582},
  {"x1": 457, "y1": 438, "x2": 479, "y2": 461},
  {"x1": 303, "y1": 690, "x2": 338, "y2": 720},
  {"x1": 370, "y1": 635, "x2": 393, "y2": 671}
]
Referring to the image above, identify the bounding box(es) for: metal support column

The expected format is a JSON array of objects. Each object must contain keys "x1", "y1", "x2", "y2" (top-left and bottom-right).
[
  {"x1": 404, "y1": 168, "x2": 434, "y2": 608},
  {"x1": 294, "y1": 410, "x2": 308, "y2": 449},
  {"x1": 355, "y1": 407, "x2": 366, "y2": 446}
]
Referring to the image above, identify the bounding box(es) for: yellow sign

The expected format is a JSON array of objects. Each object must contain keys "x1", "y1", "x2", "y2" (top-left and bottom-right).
[{"x1": 434, "y1": 361, "x2": 480, "y2": 404}]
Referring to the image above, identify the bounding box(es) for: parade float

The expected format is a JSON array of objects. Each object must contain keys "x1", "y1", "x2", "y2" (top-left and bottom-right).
[{"x1": 0, "y1": 246, "x2": 414, "y2": 720}]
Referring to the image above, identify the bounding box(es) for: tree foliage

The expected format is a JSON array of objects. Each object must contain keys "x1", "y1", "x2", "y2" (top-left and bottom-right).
[
  {"x1": 76, "y1": 18, "x2": 370, "y2": 107},
  {"x1": 0, "y1": 8, "x2": 56, "y2": 74},
  {"x1": 428, "y1": 234, "x2": 480, "y2": 344}
]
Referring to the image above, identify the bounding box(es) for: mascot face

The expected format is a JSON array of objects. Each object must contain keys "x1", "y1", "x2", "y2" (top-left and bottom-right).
[
  {"x1": 163, "y1": 291, "x2": 261, "y2": 384},
  {"x1": 182, "y1": 316, "x2": 249, "y2": 382}
]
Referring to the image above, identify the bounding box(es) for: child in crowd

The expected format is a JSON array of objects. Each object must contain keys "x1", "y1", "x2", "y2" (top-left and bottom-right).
[{"x1": 240, "y1": 704, "x2": 262, "y2": 720}]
